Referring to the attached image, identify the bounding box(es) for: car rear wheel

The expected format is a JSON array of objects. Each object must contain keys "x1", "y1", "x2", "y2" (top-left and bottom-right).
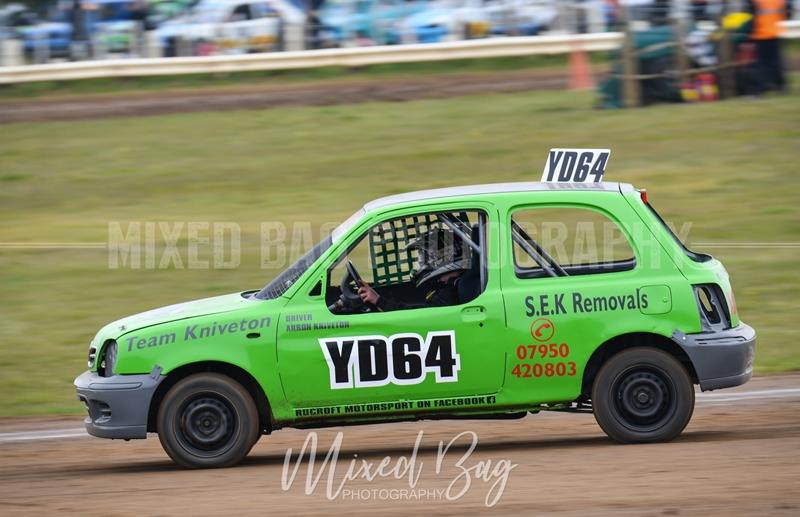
[
  {"x1": 592, "y1": 348, "x2": 694, "y2": 443},
  {"x1": 157, "y1": 373, "x2": 259, "y2": 468}
]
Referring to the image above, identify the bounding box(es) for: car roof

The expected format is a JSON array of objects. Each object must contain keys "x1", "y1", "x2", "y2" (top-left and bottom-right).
[{"x1": 363, "y1": 181, "x2": 635, "y2": 212}]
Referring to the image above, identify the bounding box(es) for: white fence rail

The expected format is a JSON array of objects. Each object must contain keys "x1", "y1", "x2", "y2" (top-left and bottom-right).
[
  {"x1": 782, "y1": 18, "x2": 800, "y2": 38},
  {"x1": 0, "y1": 21, "x2": 798, "y2": 85}
]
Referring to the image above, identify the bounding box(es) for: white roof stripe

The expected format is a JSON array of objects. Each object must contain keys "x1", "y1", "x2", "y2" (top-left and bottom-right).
[{"x1": 364, "y1": 181, "x2": 633, "y2": 212}]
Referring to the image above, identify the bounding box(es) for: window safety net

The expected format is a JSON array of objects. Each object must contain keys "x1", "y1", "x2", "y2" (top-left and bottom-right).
[{"x1": 368, "y1": 211, "x2": 473, "y2": 286}]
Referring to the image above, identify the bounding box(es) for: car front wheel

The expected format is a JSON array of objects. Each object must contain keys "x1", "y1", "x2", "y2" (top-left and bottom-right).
[
  {"x1": 592, "y1": 347, "x2": 695, "y2": 443},
  {"x1": 157, "y1": 373, "x2": 259, "y2": 468}
]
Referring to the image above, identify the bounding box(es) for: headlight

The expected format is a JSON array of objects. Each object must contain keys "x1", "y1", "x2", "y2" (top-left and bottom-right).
[{"x1": 99, "y1": 341, "x2": 118, "y2": 377}]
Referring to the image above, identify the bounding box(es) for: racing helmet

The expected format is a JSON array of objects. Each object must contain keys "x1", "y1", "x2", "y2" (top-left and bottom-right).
[{"x1": 406, "y1": 227, "x2": 472, "y2": 288}]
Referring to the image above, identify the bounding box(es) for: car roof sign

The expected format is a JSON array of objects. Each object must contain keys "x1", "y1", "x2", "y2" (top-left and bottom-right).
[{"x1": 541, "y1": 148, "x2": 611, "y2": 183}]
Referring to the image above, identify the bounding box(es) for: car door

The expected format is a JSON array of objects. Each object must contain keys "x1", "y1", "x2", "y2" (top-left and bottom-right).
[
  {"x1": 223, "y1": 2, "x2": 256, "y2": 49},
  {"x1": 250, "y1": 2, "x2": 282, "y2": 50},
  {"x1": 500, "y1": 195, "x2": 657, "y2": 404},
  {"x1": 276, "y1": 204, "x2": 506, "y2": 417}
]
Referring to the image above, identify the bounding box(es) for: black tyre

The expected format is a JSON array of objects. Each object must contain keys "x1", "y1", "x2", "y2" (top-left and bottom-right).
[
  {"x1": 592, "y1": 348, "x2": 694, "y2": 443},
  {"x1": 157, "y1": 373, "x2": 259, "y2": 468}
]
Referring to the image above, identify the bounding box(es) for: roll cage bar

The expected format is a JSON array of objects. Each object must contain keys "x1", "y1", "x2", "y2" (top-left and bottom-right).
[{"x1": 510, "y1": 220, "x2": 569, "y2": 278}]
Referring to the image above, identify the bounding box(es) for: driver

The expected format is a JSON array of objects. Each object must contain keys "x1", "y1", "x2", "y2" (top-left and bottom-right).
[{"x1": 358, "y1": 228, "x2": 472, "y2": 311}]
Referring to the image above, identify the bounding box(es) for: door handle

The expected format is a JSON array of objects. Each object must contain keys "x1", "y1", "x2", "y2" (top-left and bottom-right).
[{"x1": 460, "y1": 305, "x2": 486, "y2": 322}]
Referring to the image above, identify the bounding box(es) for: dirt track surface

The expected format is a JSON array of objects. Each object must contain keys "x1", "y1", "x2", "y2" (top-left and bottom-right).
[
  {"x1": 0, "y1": 375, "x2": 798, "y2": 516},
  {"x1": 0, "y1": 69, "x2": 572, "y2": 124}
]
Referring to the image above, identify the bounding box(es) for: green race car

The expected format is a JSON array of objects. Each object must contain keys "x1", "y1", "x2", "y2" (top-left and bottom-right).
[{"x1": 75, "y1": 179, "x2": 755, "y2": 468}]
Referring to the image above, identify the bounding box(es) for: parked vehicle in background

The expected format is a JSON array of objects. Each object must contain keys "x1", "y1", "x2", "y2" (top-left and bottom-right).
[
  {"x1": 315, "y1": 0, "x2": 371, "y2": 46},
  {"x1": 397, "y1": 0, "x2": 489, "y2": 44},
  {"x1": 0, "y1": 3, "x2": 37, "y2": 39},
  {"x1": 155, "y1": 0, "x2": 304, "y2": 56},
  {"x1": 386, "y1": 0, "x2": 558, "y2": 45},
  {"x1": 146, "y1": 0, "x2": 200, "y2": 29},
  {"x1": 317, "y1": 0, "x2": 433, "y2": 47},
  {"x1": 14, "y1": 2, "x2": 72, "y2": 61},
  {"x1": 1, "y1": 4, "x2": 34, "y2": 65},
  {"x1": 92, "y1": 0, "x2": 199, "y2": 56},
  {"x1": 17, "y1": 0, "x2": 163, "y2": 61},
  {"x1": 487, "y1": 0, "x2": 558, "y2": 36},
  {"x1": 90, "y1": 0, "x2": 142, "y2": 54}
]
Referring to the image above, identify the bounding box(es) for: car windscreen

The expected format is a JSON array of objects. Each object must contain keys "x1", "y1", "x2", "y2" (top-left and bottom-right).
[
  {"x1": 254, "y1": 208, "x2": 365, "y2": 300},
  {"x1": 255, "y1": 236, "x2": 333, "y2": 300}
]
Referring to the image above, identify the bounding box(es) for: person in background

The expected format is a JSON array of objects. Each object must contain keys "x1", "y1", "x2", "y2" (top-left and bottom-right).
[
  {"x1": 131, "y1": 0, "x2": 149, "y2": 28},
  {"x1": 748, "y1": 0, "x2": 792, "y2": 92},
  {"x1": 130, "y1": 0, "x2": 149, "y2": 55},
  {"x1": 691, "y1": 0, "x2": 707, "y2": 21},
  {"x1": 604, "y1": 0, "x2": 621, "y2": 30},
  {"x1": 70, "y1": 0, "x2": 89, "y2": 60},
  {"x1": 650, "y1": 0, "x2": 670, "y2": 26},
  {"x1": 307, "y1": 9, "x2": 322, "y2": 49}
]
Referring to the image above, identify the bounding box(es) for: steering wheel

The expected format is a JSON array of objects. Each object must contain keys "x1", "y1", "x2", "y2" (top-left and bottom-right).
[{"x1": 338, "y1": 260, "x2": 366, "y2": 309}]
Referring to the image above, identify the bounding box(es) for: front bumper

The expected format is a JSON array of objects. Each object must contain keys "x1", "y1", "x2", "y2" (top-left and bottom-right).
[
  {"x1": 672, "y1": 323, "x2": 756, "y2": 391},
  {"x1": 74, "y1": 370, "x2": 165, "y2": 439}
]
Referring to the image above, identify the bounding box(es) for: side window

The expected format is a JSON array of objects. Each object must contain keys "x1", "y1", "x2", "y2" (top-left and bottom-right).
[
  {"x1": 230, "y1": 4, "x2": 252, "y2": 21},
  {"x1": 511, "y1": 206, "x2": 635, "y2": 278},
  {"x1": 328, "y1": 232, "x2": 376, "y2": 288},
  {"x1": 327, "y1": 210, "x2": 487, "y2": 314}
]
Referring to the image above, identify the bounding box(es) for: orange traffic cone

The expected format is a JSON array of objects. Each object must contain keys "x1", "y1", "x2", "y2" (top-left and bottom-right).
[{"x1": 568, "y1": 45, "x2": 595, "y2": 91}]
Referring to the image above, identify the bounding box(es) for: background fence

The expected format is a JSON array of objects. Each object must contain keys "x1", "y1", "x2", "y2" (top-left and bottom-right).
[
  {"x1": 0, "y1": 20, "x2": 797, "y2": 85},
  {"x1": 0, "y1": 0, "x2": 798, "y2": 84}
]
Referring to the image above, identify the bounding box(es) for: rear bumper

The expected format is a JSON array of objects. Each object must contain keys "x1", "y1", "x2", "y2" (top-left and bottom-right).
[
  {"x1": 74, "y1": 370, "x2": 164, "y2": 439},
  {"x1": 672, "y1": 323, "x2": 756, "y2": 391}
]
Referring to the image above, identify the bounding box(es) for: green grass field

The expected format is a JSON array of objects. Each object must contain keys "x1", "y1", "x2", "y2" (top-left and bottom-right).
[{"x1": 1, "y1": 84, "x2": 798, "y2": 417}]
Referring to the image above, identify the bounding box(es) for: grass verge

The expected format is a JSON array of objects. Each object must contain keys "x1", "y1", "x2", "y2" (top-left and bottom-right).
[{"x1": 0, "y1": 53, "x2": 598, "y2": 100}]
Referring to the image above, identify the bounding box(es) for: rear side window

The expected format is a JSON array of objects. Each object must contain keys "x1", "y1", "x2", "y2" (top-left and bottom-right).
[
  {"x1": 511, "y1": 206, "x2": 635, "y2": 278},
  {"x1": 643, "y1": 201, "x2": 711, "y2": 263}
]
